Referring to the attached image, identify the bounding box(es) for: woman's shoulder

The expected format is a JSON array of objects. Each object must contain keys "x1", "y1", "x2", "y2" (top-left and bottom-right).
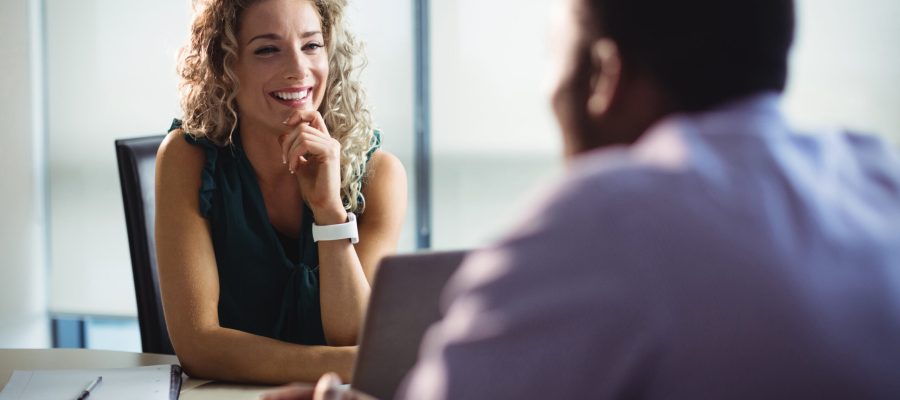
[
  {"x1": 361, "y1": 149, "x2": 406, "y2": 199},
  {"x1": 157, "y1": 127, "x2": 206, "y2": 173},
  {"x1": 160, "y1": 119, "x2": 226, "y2": 164},
  {"x1": 158, "y1": 122, "x2": 224, "y2": 218},
  {"x1": 361, "y1": 128, "x2": 402, "y2": 188},
  {"x1": 367, "y1": 149, "x2": 402, "y2": 176}
]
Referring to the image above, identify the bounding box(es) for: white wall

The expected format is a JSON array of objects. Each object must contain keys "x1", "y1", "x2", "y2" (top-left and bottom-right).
[
  {"x1": 346, "y1": 0, "x2": 417, "y2": 251},
  {"x1": 430, "y1": 0, "x2": 560, "y2": 157},
  {"x1": 0, "y1": 0, "x2": 50, "y2": 347},
  {"x1": 785, "y1": 0, "x2": 900, "y2": 142},
  {"x1": 429, "y1": 0, "x2": 563, "y2": 249},
  {"x1": 45, "y1": 0, "x2": 191, "y2": 317}
]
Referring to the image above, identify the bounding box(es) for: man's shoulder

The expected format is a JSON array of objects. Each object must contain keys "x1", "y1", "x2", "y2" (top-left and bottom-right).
[
  {"x1": 557, "y1": 122, "x2": 900, "y2": 213},
  {"x1": 546, "y1": 142, "x2": 699, "y2": 220}
]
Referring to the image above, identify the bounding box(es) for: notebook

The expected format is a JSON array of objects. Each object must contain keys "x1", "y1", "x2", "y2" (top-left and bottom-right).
[
  {"x1": 351, "y1": 250, "x2": 468, "y2": 399},
  {"x1": 0, "y1": 364, "x2": 182, "y2": 400}
]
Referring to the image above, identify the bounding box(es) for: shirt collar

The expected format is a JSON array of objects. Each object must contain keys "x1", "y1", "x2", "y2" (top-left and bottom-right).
[{"x1": 642, "y1": 91, "x2": 787, "y2": 141}]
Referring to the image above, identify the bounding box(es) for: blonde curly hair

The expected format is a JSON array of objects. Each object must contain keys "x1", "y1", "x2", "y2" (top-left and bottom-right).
[{"x1": 178, "y1": 0, "x2": 376, "y2": 213}]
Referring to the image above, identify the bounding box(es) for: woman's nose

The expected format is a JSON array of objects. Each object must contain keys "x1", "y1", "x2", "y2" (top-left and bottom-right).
[{"x1": 283, "y1": 46, "x2": 309, "y2": 80}]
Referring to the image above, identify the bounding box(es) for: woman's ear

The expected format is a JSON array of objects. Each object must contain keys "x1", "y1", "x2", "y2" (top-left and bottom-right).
[{"x1": 586, "y1": 39, "x2": 622, "y2": 117}]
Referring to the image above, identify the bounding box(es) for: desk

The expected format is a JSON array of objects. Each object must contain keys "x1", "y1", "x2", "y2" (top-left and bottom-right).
[{"x1": 0, "y1": 348, "x2": 276, "y2": 399}]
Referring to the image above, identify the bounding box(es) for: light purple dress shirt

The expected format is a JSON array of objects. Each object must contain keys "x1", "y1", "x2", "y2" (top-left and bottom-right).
[{"x1": 399, "y1": 93, "x2": 900, "y2": 399}]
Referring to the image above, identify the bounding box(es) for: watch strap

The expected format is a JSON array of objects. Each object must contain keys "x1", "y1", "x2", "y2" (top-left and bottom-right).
[{"x1": 312, "y1": 212, "x2": 359, "y2": 244}]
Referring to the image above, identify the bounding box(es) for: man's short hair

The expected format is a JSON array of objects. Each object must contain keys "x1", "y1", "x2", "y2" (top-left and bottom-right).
[{"x1": 587, "y1": 0, "x2": 795, "y2": 112}]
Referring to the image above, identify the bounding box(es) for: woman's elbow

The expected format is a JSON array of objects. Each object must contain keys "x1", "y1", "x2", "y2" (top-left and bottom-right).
[
  {"x1": 170, "y1": 330, "x2": 217, "y2": 379},
  {"x1": 177, "y1": 357, "x2": 208, "y2": 380},
  {"x1": 325, "y1": 330, "x2": 359, "y2": 347}
]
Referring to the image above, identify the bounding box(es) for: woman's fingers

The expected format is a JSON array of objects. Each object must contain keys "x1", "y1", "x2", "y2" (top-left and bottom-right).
[
  {"x1": 279, "y1": 133, "x2": 293, "y2": 165},
  {"x1": 286, "y1": 129, "x2": 338, "y2": 173},
  {"x1": 289, "y1": 140, "x2": 330, "y2": 173},
  {"x1": 281, "y1": 109, "x2": 305, "y2": 126},
  {"x1": 281, "y1": 132, "x2": 305, "y2": 171},
  {"x1": 281, "y1": 127, "x2": 318, "y2": 169},
  {"x1": 286, "y1": 134, "x2": 311, "y2": 173},
  {"x1": 304, "y1": 111, "x2": 329, "y2": 136},
  {"x1": 280, "y1": 111, "x2": 339, "y2": 174},
  {"x1": 282, "y1": 110, "x2": 330, "y2": 137},
  {"x1": 281, "y1": 120, "x2": 331, "y2": 164}
]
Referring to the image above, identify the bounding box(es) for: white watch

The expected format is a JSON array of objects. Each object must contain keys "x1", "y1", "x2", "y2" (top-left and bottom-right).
[{"x1": 312, "y1": 212, "x2": 359, "y2": 244}]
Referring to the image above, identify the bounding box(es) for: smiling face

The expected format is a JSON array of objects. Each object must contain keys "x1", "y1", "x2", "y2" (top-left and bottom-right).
[{"x1": 233, "y1": 0, "x2": 329, "y2": 135}]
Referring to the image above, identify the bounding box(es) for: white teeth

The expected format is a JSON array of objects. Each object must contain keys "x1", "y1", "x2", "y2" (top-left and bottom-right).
[{"x1": 274, "y1": 90, "x2": 310, "y2": 101}]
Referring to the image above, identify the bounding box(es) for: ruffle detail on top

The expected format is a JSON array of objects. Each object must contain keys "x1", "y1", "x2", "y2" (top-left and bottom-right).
[
  {"x1": 366, "y1": 129, "x2": 382, "y2": 161},
  {"x1": 171, "y1": 119, "x2": 219, "y2": 219},
  {"x1": 349, "y1": 130, "x2": 383, "y2": 208}
]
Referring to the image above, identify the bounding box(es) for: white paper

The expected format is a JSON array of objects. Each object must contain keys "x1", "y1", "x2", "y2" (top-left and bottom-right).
[{"x1": 0, "y1": 364, "x2": 178, "y2": 400}]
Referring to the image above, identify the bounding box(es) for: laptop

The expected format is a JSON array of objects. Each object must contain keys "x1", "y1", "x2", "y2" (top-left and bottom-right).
[{"x1": 351, "y1": 250, "x2": 469, "y2": 399}]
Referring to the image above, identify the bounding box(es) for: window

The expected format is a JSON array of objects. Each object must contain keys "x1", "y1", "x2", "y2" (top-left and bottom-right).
[{"x1": 429, "y1": 0, "x2": 563, "y2": 250}]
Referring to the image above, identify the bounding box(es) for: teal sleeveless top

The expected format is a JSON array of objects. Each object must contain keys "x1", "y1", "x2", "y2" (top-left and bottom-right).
[{"x1": 170, "y1": 119, "x2": 381, "y2": 345}]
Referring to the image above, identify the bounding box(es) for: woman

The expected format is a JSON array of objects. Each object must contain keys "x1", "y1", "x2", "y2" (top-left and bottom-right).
[{"x1": 155, "y1": 0, "x2": 407, "y2": 384}]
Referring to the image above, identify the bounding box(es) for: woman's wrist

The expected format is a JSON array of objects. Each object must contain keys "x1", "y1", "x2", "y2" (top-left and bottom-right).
[{"x1": 311, "y1": 202, "x2": 349, "y2": 225}]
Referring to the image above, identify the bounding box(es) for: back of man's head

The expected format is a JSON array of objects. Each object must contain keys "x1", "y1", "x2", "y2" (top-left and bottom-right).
[{"x1": 586, "y1": 0, "x2": 795, "y2": 112}]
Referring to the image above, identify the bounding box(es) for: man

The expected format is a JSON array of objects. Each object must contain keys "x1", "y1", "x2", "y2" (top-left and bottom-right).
[{"x1": 264, "y1": 0, "x2": 900, "y2": 398}]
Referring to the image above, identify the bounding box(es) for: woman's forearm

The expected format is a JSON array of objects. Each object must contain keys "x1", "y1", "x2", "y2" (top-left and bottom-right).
[
  {"x1": 310, "y1": 150, "x2": 406, "y2": 347},
  {"x1": 176, "y1": 326, "x2": 356, "y2": 384},
  {"x1": 317, "y1": 239, "x2": 371, "y2": 346}
]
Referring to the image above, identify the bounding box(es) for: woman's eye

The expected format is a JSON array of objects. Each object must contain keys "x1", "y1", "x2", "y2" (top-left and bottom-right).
[
  {"x1": 254, "y1": 46, "x2": 278, "y2": 56},
  {"x1": 303, "y1": 42, "x2": 324, "y2": 52}
]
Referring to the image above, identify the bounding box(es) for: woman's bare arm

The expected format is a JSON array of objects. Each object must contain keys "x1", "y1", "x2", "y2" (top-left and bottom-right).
[
  {"x1": 316, "y1": 150, "x2": 408, "y2": 345},
  {"x1": 155, "y1": 130, "x2": 356, "y2": 384}
]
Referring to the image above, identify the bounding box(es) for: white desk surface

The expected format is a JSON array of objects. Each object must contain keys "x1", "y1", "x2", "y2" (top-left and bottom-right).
[{"x1": 0, "y1": 348, "x2": 276, "y2": 399}]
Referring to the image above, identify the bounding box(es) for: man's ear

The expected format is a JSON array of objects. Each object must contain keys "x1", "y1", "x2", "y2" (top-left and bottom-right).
[{"x1": 587, "y1": 39, "x2": 622, "y2": 117}]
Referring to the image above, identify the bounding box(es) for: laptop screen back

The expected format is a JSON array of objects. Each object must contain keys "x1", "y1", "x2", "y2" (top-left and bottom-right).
[{"x1": 351, "y1": 250, "x2": 468, "y2": 399}]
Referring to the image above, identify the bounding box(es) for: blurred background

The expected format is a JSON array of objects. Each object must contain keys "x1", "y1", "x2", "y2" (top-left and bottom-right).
[{"x1": 1, "y1": 0, "x2": 898, "y2": 351}]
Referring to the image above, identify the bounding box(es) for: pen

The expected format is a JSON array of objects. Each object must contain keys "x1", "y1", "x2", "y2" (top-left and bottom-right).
[{"x1": 76, "y1": 376, "x2": 102, "y2": 400}]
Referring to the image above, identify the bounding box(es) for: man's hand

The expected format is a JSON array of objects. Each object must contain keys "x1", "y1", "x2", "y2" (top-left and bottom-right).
[{"x1": 259, "y1": 372, "x2": 377, "y2": 400}]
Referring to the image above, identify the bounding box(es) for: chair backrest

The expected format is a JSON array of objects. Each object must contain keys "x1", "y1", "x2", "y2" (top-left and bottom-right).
[{"x1": 115, "y1": 135, "x2": 174, "y2": 355}]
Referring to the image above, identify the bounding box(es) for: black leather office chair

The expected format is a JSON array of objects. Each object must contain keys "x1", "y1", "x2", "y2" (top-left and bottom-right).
[{"x1": 115, "y1": 135, "x2": 175, "y2": 355}]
